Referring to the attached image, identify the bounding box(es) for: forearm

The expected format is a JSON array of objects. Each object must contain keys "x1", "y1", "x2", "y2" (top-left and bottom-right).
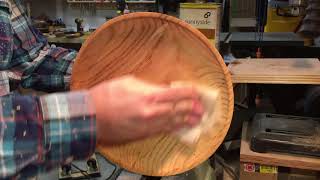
[{"x1": 0, "y1": 91, "x2": 96, "y2": 178}]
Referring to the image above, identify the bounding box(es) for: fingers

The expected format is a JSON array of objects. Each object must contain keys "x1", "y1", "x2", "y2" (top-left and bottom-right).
[
  {"x1": 160, "y1": 113, "x2": 202, "y2": 134},
  {"x1": 142, "y1": 99, "x2": 204, "y2": 128},
  {"x1": 170, "y1": 100, "x2": 204, "y2": 126},
  {"x1": 138, "y1": 85, "x2": 205, "y2": 136},
  {"x1": 143, "y1": 87, "x2": 204, "y2": 127},
  {"x1": 143, "y1": 99, "x2": 203, "y2": 119},
  {"x1": 147, "y1": 87, "x2": 200, "y2": 103},
  {"x1": 174, "y1": 100, "x2": 204, "y2": 116}
]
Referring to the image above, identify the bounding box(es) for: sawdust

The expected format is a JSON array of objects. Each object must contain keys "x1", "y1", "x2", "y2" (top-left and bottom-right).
[{"x1": 292, "y1": 127, "x2": 320, "y2": 152}]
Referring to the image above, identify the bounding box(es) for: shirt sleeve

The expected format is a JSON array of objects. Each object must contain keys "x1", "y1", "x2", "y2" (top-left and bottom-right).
[
  {"x1": 19, "y1": 26, "x2": 78, "y2": 92},
  {"x1": 0, "y1": 91, "x2": 96, "y2": 179},
  {"x1": 0, "y1": 6, "x2": 96, "y2": 178},
  {"x1": 0, "y1": 3, "x2": 13, "y2": 70},
  {"x1": 0, "y1": 2, "x2": 77, "y2": 92},
  {"x1": 21, "y1": 46, "x2": 78, "y2": 92}
]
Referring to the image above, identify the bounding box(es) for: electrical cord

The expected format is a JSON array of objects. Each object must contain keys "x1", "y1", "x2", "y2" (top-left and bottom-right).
[
  {"x1": 105, "y1": 163, "x2": 118, "y2": 180},
  {"x1": 106, "y1": 163, "x2": 124, "y2": 180},
  {"x1": 93, "y1": 152, "x2": 123, "y2": 180},
  {"x1": 214, "y1": 154, "x2": 239, "y2": 180},
  {"x1": 71, "y1": 163, "x2": 91, "y2": 179}
]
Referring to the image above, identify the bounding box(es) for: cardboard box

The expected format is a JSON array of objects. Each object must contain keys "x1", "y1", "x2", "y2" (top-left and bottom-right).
[
  {"x1": 179, "y1": 3, "x2": 221, "y2": 49},
  {"x1": 240, "y1": 163, "x2": 320, "y2": 180}
]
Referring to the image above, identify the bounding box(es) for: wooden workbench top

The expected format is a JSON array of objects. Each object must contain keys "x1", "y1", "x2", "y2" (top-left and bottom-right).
[
  {"x1": 46, "y1": 34, "x2": 90, "y2": 44},
  {"x1": 240, "y1": 121, "x2": 320, "y2": 171},
  {"x1": 229, "y1": 58, "x2": 320, "y2": 84}
]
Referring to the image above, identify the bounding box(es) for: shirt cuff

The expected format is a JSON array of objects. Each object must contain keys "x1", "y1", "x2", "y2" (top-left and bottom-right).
[{"x1": 39, "y1": 91, "x2": 96, "y2": 163}]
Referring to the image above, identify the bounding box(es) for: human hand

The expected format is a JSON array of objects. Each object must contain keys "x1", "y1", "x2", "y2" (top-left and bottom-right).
[{"x1": 88, "y1": 76, "x2": 204, "y2": 146}]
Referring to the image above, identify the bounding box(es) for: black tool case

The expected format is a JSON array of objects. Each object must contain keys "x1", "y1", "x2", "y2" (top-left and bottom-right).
[{"x1": 250, "y1": 113, "x2": 320, "y2": 157}]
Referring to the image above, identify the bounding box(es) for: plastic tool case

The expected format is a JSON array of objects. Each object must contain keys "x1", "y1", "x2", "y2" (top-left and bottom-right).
[{"x1": 250, "y1": 113, "x2": 320, "y2": 157}]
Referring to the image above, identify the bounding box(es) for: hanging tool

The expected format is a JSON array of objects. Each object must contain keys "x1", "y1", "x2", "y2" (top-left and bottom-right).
[
  {"x1": 159, "y1": 0, "x2": 179, "y2": 14},
  {"x1": 116, "y1": 0, "x2": 127, "y2": 15},
  {"x1": 75, "y1": 18, "x2": 84, "y2": 32},
  {"x1": 255, "y1": 0, "x2": 268, "y2": 58}
]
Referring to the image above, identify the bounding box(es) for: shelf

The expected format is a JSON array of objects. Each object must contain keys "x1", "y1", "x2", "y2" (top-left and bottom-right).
[
  {"x1": 126, "y1": 1, "x2": 155, "y2": 4},
  {"x1": 67, "y1": 0, "x2": 155, "y2": 4}
]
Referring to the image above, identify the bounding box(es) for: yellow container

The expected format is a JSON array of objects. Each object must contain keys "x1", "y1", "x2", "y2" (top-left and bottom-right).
[
  {"x1": 265, "y1": 7, "x2": 302, "y2": 32},
  {"x1": 179, "y1": 3, "x2": 221, "y2": 49}
]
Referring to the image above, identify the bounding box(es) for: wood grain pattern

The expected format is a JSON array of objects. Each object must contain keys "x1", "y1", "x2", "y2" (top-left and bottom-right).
[
  {"x1": 229, "y1": 58, "x2": 320, "y2": 84},
  {"x1": 71, "y1": 12, "x2": 234, "y2": 176},
  {"x1": 240, "y1": 121, "x2": 320, "y2": 171}
]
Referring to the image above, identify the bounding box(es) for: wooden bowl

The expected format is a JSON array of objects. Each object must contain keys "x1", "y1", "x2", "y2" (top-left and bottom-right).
[{"x1": 71, "y1": 12, "x2": 233, "y2": 176}]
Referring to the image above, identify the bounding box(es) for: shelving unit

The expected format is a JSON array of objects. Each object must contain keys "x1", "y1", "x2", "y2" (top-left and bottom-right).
[{"x1": 66, "y1": 0, "x2": 155, "y2": 4}]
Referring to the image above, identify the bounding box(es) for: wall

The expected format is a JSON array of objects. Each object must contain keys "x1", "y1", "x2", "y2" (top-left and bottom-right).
[
  {"x1": 29, "y1": 0, "x2": 58, "y2": 19},
  {"x1": 30, "y1": 0, "x2": 117, "y2": 31}
]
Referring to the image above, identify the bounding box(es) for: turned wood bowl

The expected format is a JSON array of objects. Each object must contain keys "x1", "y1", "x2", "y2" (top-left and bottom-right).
[{"x1": 71, "y1": 12, "x2": 233, "y2": 176}]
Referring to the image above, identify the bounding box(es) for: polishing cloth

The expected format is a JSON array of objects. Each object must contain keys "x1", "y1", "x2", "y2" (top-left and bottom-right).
[
  {"x1": 111, "y1": 78, "x2": 219, "y2": 145},
  {"x1": 171, "y1": 82, "x2": 219, "y2": 145}
]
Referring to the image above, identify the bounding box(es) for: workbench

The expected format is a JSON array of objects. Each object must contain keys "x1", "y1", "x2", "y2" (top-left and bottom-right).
[
  {"x1": 228, "y1": 58, "x2": 320, "y2": 179},
  {"x1": 46, "y1": 31, "x2": 318, "y2": 63},
  {"x1": 47, "y1": 32, "x2": 306, "y2": 50},
  {"x1": 47, "y1": 32, "x2": 320, "y2": 60},
  {"x1": 220, "y1": 32, "x2": 304, "y2": 47},
  {"x1": 46, "y1": 34, "x2": 89, "y2": 50},
  {"x1": 220, "y1": 32, "x2": 320, "y2": 60},
  {"x1": 46, "y1": 35, "x2": 88, "y2": 44},
  {"x1": 229, "y1": 58, "x2": 320, "y2": 85}
]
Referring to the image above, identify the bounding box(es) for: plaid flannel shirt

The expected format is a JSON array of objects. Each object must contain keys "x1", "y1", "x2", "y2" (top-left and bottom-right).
[{"x1": 0, "y1": 0, "x2": 96, "y2": 178}]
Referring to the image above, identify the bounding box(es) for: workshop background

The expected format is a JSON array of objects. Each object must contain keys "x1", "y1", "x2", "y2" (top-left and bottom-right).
[{"x1": 24, "y1": 0, "x2": 320, "y2": 180}]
